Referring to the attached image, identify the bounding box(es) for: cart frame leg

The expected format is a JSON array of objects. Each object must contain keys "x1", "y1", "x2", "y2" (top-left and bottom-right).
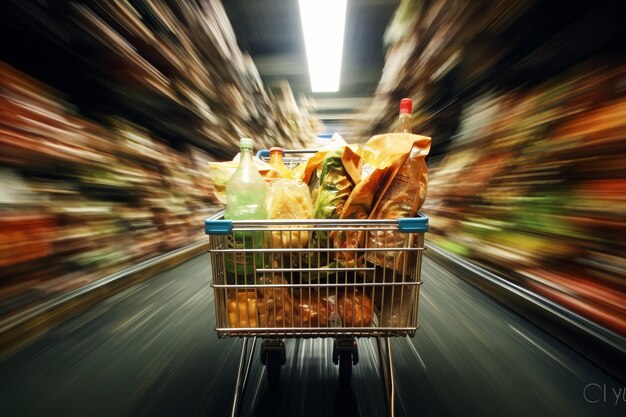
[
  {"x1": 230, "y1": 336, "x2": 257, "y2": 417},
  {"x1": 332, "y1": 337, "x2": 359, "y2": 365},
  {"x1": 229, "y1": 337, "x2": 396, "y2": 416},
  {"x1": 377, "y1": 337, "x2": 395, "y2": 417},
  {"x1": 260, "y1": 339, "x2": 286, "y2": 387},
  {"x1": 332, "y1": 337, "x2": 359, "y2": 387}
]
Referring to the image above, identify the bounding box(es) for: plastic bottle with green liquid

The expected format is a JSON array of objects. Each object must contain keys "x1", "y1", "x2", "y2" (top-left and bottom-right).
[{"x1": 225, "y1": 138, "x2": 267, "y2": 283}]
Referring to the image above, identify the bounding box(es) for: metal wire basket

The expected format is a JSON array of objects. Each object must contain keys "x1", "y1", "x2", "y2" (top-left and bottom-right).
[{"x1": 206, "y1": 217, "x2": 427, "y2": 338}]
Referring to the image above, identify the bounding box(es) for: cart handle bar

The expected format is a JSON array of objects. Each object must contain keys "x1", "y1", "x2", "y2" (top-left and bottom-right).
[
  {"x1": 256, "y1": 149, "x2": 319, "y2": 159},
  {"x1": 205, "y1": 215, "x2": 429, "y2": 234}
]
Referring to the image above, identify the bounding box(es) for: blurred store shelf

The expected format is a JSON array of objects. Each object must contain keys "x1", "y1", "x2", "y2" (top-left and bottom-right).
[
  {"x1": 0, "y1": 0, "x2": 321, "y2": 323},
  {"x1": 348, "y1": 0, "x2": 626, "y2": 339}
]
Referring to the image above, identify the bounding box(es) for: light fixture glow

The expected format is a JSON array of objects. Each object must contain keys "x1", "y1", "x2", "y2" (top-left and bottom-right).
[{"x1": 298, "y1": 0, "x2": 347, "y2": 93}]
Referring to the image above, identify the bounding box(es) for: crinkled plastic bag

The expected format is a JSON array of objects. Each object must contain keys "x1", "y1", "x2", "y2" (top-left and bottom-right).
[
  {"x1": 311, "y1": 150, "x2": 351, "y2": 219},
  {"x1": 267, "y1": 179, "x2": 314, "y2": 248},
  {"x1": 342, "y1": 133, "x2": 430, "y2": 219},
  {"x1": 365, "y1": 133, "x2": 430, "y2": 272},
  {"x1": 306, "y1": 146, "x2": 362, "y2": 219},
  {"x1": 338, "y1": 133, "x2": 430, "y2": 263}
]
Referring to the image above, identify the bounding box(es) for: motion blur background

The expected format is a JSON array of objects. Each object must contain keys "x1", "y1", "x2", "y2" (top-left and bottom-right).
[
  {"x1": 1, "y1": 0, "x2": 624, "y2": 337},
  {"x1": 0, "y1": 0, "x2": 625, "y2": 415}
]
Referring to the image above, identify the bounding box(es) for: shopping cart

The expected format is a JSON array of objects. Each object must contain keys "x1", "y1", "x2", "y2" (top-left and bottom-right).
[{"x1": 205, "y1": 149, "x2": 428, "y2": 417}]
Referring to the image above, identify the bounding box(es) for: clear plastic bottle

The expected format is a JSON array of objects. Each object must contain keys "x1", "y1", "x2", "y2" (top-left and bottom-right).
[
  {"x1": 225, "y1": 138, "x2": 267, "y2": 281},
  {"x1": 395, "y1": 98, "x2": 412, "y2": 133},
  {"x1": 225, "y1": 138, "x2": 268, "y2": 220}
]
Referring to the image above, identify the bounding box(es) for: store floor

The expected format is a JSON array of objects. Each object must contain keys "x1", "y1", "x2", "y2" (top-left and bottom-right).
[{"x1": 0, "y1": 254, "x2": 623, "y2": 417}]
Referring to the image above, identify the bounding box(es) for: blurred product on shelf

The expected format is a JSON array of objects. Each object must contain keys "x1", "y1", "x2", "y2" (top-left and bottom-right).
[
  {"x1": 1, "y1": 0, "x2": 321, "y2": 157},
  {"x1": 424, "y1": 67, "x2": 626, "y2": 336},
  {"x1": 0, "y1": 0, "x2": 321, "y2": 319},
  {"x1": 0, "y1": 62, "x2": 218, "y2": 316},
  {"x1": 358, "y1": 0, "x2": 626, "y2": 336}
]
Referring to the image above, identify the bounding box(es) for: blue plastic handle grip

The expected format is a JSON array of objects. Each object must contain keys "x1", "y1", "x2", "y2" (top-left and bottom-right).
[
  {"x1": 256, "y1": 150, "x2": 270, "y2": 159},
  {"x1": 398, "y1": 215, "x2": 429, "y2": 233},
  {"x1": 205, "y1": 219, "x2": 233, "y2": 235}
]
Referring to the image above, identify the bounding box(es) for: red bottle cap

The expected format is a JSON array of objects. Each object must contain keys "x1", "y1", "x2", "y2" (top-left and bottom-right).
[{"x1": 399, "y1": 98, "x2": 412, "y2": 114}]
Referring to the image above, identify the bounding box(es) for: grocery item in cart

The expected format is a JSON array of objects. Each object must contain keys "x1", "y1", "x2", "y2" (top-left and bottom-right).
[
  {"x1": 366, "y1": 134, "x2": 430, "y2": 271},
  {"x1": 363, "y1": 99, "x2": 430, "y2": 272},
  {"x1": 208, "y1": 157, "x2": 272, "y2": 204},
  {"x1": 298, "y1": 146, "x2": 361, "y2": 273},
  {"x1": 267, "y1": 179, "x2": 314, "y2": 248},
  {"x1": 226, "y1": 274, "x2": 334, "y2": 328},
  {"x1": 298, "y1": 143, "x2": 361, "y2": 219},
  {"x1": 283, "y1": 251, "x2": 356, "y2": 284},
  {"x1": 395, "y1": 98, "x2": 413, "y2": 134},
  {"x1": 227, "y1": 291, "x2": 259, "y2": 328},
  {"x1": 337, "y1": 290, "x2": 373, "y2": 327},
  {"x1": 340, "y1": 168, "x2": 390, "y2": 221},
  {"x1": 256, "y1": 274, "x2": 295, "y2": 328},
  {"x1": 224, "y1": 138, "x2": 268, "y2": 281},
  {"x1": 265, "y1": 147, "x2": 294, "y2": 180},
  {"x1": 294, "y1": 290, "x2": 328, "y2": 327},
  {"x1": 338, "y1": 132, "x2": 430, "y2": 262},
  {"x1": 323, "y1": 294, "x2": 343, "y2": 327},
  {"x1": 310, "y1": 150, "x2": 353, "y2": 219},
  {"x1": 226, "y1": 275, "x2": 294, "y2": 328}
]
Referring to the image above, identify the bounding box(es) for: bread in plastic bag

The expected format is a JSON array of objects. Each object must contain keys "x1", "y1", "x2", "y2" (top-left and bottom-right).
[
  {"x1": 342, "y1": 132, "x2": 430, "y2": 220},
  {"x1": 267, "y1": 179, "x2": 314, "y2": 248}
]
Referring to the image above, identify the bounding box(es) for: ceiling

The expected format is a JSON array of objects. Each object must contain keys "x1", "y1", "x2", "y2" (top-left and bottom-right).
[{"x1": 223, "y1": 0, "x2": 399, "y2": 132}]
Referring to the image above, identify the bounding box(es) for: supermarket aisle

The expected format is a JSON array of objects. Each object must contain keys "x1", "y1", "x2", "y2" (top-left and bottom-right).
[{"x1": 0, "y1": 254, "x2": 623, "y2": 417}]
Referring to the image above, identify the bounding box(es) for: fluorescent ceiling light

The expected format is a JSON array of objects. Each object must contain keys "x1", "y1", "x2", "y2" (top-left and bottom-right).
[{"x1": 298, "y1": 0, "x2": 347, "y2": 93}]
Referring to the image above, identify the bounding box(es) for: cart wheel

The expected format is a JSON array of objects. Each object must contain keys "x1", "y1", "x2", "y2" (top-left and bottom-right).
[
  {"x1": 338, "y1": 351, "x2": 352, "y2": 386},
  {"x1": 265, "y1": 351, "x2": 281, "y2": 387}
]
